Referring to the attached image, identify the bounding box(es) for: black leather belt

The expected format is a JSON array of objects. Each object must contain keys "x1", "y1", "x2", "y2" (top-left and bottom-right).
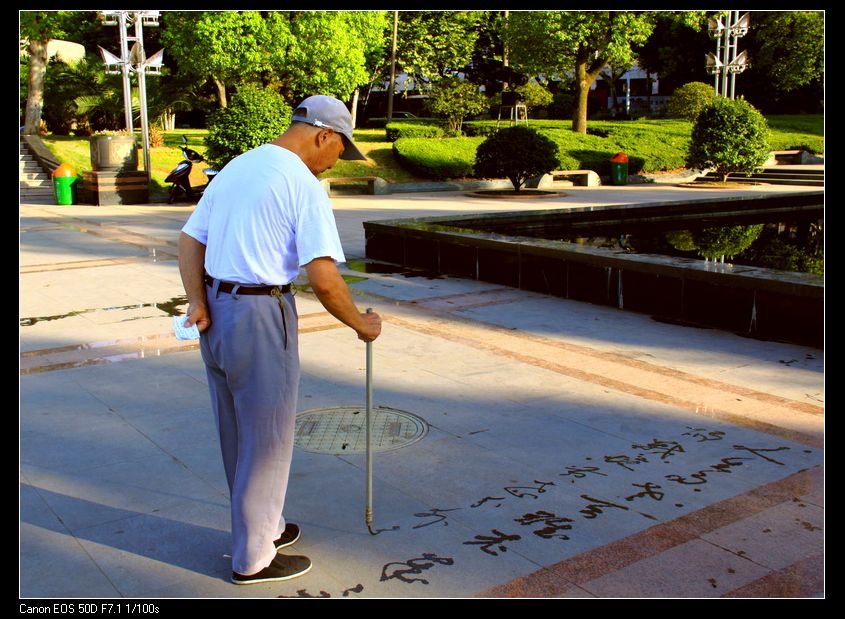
[{"x1": 205, "y1": 274, "x2": 291, "y2": 295}]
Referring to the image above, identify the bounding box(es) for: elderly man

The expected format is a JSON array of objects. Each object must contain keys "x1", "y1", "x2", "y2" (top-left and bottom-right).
[{"x1": 179, "y1": 95, "x2": 382, "y2": 585}]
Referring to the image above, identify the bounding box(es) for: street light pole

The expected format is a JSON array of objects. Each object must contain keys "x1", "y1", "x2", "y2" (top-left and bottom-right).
[
  {"x1": 99, "y1": 11, "x2": 163, "y2": 178},
  {"x1": 386, "y1": 11, "x2": 398, "y2": 122},
  {"x1": 117, "y1": 12, "x2": 133, "y2": 134},
  {"x1": 706, "y1": 11, "x2": 749, "y2": 99}
]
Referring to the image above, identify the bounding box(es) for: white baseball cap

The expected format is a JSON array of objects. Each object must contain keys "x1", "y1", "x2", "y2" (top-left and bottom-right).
[{"x1": 291, "y1": 95, "x2": 366, "y2": 161}]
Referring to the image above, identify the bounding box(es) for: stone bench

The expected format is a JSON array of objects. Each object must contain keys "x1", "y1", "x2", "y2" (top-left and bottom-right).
[
  {"x1": 527, "y1": 169, "x2": 601, "y2": 188},
  {"x1": 319, "y1": 176, "x2": 390, "y2": 195},
  {"x1": 764, "y1": 150, "x2": 821, "y2": 166}
]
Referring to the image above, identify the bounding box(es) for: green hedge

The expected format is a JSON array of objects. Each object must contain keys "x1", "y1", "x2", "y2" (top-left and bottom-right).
[
  {"x1": 390, "y1": 117, "x2": 822, "y2": 181},
  {"x1": 384, "y1": 119, "x2": 446, "y2": 141},
  {"x1": 392, "y1": 137, "x2": 483, "y2": 179}
]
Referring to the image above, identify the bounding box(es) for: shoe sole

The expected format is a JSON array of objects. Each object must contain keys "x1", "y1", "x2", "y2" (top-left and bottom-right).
[{"x1": 231, "y1": 561, "x2": 312, "y2": 585}]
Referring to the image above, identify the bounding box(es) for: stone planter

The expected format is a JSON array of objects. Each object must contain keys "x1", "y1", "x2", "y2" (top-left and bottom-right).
[{"x1": 89, "y1": 135, "x2": 138, "y2": 172}]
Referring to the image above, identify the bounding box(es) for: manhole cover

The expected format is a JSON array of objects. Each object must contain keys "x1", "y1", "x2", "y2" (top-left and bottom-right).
[{"x1": 294, "y1": 406, "x2": 428, "y2": 455}]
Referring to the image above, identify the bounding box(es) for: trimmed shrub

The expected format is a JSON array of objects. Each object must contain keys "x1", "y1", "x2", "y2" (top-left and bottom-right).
[
  {"x1": 686, "y1": 97, "x2": 770, "y2": 181},
  {"x1": 666, "y1": 82, "x2": 714, "y2": 121},
  {"x1": 392, "y1": 137, "x2": 482, "y2": 179},
  {"x1": 474, "y1": 126, "x2": 559, "y2": 191},
  {"x1": 666, "y1": 224, "x2": 765, "y2": 261},
  {"x1": 695, "y1": 224, "x2": 765, "y2": 260},
  {"x1": 204, "y1": 85, "x2": 292, "y2": 170},
  {"x1": 385, "y1": 120, "x2": 445, "y2": 141},
  {"x1": 462, "y1": 122, "x2": 499, "y2": 138}
]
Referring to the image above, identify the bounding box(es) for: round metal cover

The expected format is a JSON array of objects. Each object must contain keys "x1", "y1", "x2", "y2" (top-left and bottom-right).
[{"x1": 294, "y1": 406, "x2": 428, "y2": 455}]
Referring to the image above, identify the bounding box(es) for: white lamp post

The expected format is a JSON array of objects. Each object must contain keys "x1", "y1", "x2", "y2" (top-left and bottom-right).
[
  {"x1": 98, "y1": 10, "x2": 164, "y2": 177},
  {"x1": 705, "y1": 11, "x2": 749, "y2": 99}
]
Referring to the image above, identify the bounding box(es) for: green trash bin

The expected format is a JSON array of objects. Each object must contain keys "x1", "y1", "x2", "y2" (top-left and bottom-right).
[
  {"x1": 609, "y1": 152, "x2": 629, "y2": 186},
  {"x1": 52, "y1": 163, "x2": 78, "y2": 205}
]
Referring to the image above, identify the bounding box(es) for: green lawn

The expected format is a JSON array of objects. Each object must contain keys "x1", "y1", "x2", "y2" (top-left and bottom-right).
[{"x1": 39, "y1": 114, "x2": 823, "y2": 198}]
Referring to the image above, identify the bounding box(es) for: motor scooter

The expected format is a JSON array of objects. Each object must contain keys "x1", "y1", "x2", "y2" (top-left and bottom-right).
[{"x1": 165, "y1": 135, "x2": 218, "y2": 203}]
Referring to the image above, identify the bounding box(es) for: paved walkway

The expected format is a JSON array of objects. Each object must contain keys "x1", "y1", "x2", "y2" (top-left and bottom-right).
[{"x1": 20, "y1": 183, "x2": 824, "y2": 599}]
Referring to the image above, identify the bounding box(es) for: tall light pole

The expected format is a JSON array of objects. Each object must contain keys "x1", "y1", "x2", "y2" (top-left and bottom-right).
[
  {"x1": 705, "y1": 11, "x2": 750, "y2": 99},
  {"x1": 386, "y1": 11, "x2": 398, "y2": 122},
  {"x1": 98, "y1": 11, "x2": 164, "y2": 177}
]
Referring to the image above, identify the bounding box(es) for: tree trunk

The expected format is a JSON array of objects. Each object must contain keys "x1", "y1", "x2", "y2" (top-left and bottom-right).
[
  {"x1": 572, "y1": 49, "x2": 609, "y2": 134},
  {"x1": 213, "y1": 76, "x2": 228, "y2": 109},
  {"x1": 160, "y1": 108, "x2": 176, "y2": 131},
  {"x1": 573, "y1": 64, "x2": 590, "y2": 134},
  {"x1": 23, "y1": 37, "x2": 48, "y2": 135},
  {"x1": 351, "y1": 88, "x2": 359, "y2": 128}
]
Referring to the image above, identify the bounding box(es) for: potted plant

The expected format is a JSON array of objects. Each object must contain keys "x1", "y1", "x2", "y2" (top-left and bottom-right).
[{"x1": 89, "y1": 130, "x2": 138, "y2": 172}]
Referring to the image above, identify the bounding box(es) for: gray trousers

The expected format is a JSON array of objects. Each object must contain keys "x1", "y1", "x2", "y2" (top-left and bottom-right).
[{"x1": 199, "y1": 280, "x2": 299, "y2": 575}]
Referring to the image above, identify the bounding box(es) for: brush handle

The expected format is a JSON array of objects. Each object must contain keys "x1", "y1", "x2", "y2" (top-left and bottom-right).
[{"x1": 365, "y1": 308, "x2": 374, "y2": 530}]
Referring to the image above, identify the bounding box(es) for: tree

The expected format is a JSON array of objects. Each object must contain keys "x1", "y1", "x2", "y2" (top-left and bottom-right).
[
  {"x1": 203, "y1": 85, "x2": 292, "y2": 169},
  {"x1": 686, "y1": 96, "x2": 770, "y2": 182},
  {"x1": 160, "y1": 11, "x2": 273, "y2": 109},
  {"x1": 506, "y1": 11, "x2": 704, "y2": 133},
  {"x1": 425, "y1": 78, "x2": 488, "y2": 134},
  {"x1": 161, "y1": 11, "x2": 389, "y2": 109},
  {"x1": 47, "y1": 54, "x2": 128, "y2": 134},
  {"x1": 634, "y1": 13, "x2": 714, "y2": 93},
  {"x1": 748, "y1": 12, "x2": 824, "y2": 93},
  {"x1": 20, "y1": 11, "x2": 74, "y2": 134},
  {"x1": 475, "y1": 126, "x2": 559, "y2": 191},
  {"x1": 395, "y1": 11, "x2": 483, "y2": 82},
  {"x1": 267, "y1": 11, "x2": 389, "y2": 102},
  {"x1": 737, "y1": 11, "x2": 824, "y2": 113}
]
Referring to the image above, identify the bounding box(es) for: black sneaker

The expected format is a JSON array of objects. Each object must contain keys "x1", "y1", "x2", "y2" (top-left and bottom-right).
[
  {"x1": 273, "y1": 522, "x2": 301, "y2": 550},
  {"x1": 231, "y1": 554, "x2": 312, "y2": 585}
]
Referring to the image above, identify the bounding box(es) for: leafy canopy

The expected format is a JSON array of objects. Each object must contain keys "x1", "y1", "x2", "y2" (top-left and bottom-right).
[
  {"x1": 425, "y1": 78, "x2": 488, "y2": 134},
  {"x1": 505, "y1": 11, "x2": 705, "y2": 132},
  {"x1": 161, "y1": 11, "x2": 389, "y2": 105},
  {"x1": 396, "y1": 11, "x2": 483, "y2": 81}
]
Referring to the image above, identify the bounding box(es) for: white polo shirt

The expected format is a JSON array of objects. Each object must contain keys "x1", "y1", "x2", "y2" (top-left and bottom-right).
[{"x1": 181, "y1": 144, "x2": 345, "y2": 285}]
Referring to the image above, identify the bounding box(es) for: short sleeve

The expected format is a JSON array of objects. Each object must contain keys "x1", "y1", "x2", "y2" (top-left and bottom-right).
[
  {"x1": 181, "y1": 194, "x2": 210, "y2": 245},
  {"x1": 295, "y1": 184, "x2": 346, "y2": 267}
]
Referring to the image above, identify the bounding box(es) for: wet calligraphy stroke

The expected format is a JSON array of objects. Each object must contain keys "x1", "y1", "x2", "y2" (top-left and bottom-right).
[
  {"x1": 632, "y1": 438, "x2": 685, "y2": 460},
  {"x1": 380, "y1": 553, "x2": 455, "y2": 585},
  {"x1": 682, "y1": 426, "x2": 726, "y2": 442},
  {"x1": 505, "y1": 480, "x2": 555, "y2": 499},
  {"x1": 412, "y1": 507, "x2": 461, "y2": 529},
  {"x1": 277, "y1": 584, "x2": 363, "y2": 598},
  {"x1": 463, "y1": 529, "x2": 522, "y2": 556},
  {"x1": 515, "y1": 510, "x2": 574, "y2": 540},
  {"x1": 560, "y1": 465, "x2": 608, "y2": 480}
]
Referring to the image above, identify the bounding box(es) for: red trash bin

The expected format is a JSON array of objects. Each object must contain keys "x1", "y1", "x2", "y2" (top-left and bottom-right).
[{"x1": 609, "y1": 152, "x2": 629, "y2": 186}]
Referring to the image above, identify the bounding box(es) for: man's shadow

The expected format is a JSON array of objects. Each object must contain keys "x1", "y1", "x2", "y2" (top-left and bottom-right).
[{"x1": 21, "y1": 483, "x2": 232, "y2": 596}]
